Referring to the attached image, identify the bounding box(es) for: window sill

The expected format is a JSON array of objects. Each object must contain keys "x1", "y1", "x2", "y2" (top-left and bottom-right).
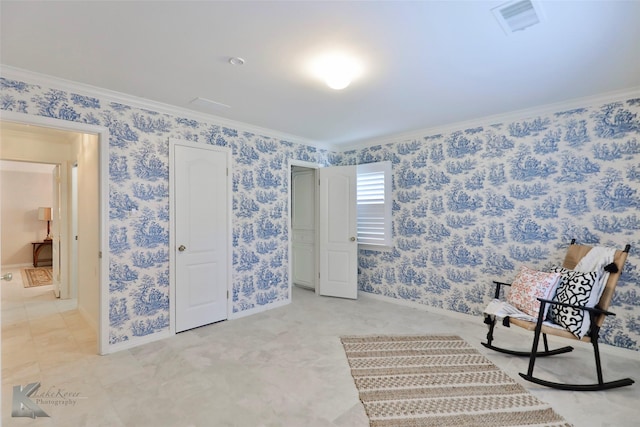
[{"x1": 358, "y1": 244, "x2": 393, "y2": 252}]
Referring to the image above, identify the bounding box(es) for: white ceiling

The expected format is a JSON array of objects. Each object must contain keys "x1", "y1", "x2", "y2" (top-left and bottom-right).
[{"x1": 2, "y1": 1, "x2": 639, "y2": 148}]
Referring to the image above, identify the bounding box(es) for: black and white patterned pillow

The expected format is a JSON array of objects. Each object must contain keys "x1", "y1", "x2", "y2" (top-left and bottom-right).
[{"x1": 548, "y1": 266, "x2": 599, "y2": 339}]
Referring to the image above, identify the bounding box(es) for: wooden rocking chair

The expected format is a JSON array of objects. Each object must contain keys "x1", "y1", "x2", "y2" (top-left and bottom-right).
[{"x1": 482, "y1": 240, "x2": 634, "y2": 391}]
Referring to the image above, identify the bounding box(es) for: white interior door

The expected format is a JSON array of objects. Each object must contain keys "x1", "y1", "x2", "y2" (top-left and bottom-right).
[
  {"x1": 70, "y1": 165, "x2": 78, "y2": 299},
  {"x1": 51, "y1": 165, "x2": 61, "y2": 297},
  {"x1": 291, "y1": 167, "x2": 316, "y2": 290},
  {"x1": 54, "y1": 162, "x2": 70, "y2": 299},
  {"x1": 319, "y1": 165, "x2": 358, "y2": 299},
  {"x1": 174, "y1": 142, "x2": 229, "y2": 332}
]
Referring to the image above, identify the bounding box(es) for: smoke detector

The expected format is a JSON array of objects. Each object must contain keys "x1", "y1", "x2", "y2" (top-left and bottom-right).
[
  {"x1": 492, "y1": 0, "x2": 545, "y2": 34},
  {"x1": 229, "y1": 57, "x2": 245, "y2": 66}
]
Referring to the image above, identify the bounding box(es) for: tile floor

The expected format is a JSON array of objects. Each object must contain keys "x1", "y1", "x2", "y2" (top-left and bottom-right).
[{"x1": 1, "y1": 265, "x2": 639, "y2": 426}]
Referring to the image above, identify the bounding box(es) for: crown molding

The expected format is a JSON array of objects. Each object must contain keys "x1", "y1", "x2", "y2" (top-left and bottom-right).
[
  {"x1": 0, "y1": 65, "x2": 324, "y2": 150},
  {"x1": 4, "y1": 65, "x2": 638, "y2": 154},
  {"x1": 339, "y1": 86, "x2": 640, "y2": 151}
]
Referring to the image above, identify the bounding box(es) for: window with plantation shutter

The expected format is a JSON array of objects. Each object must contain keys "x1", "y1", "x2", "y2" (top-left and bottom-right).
[{"x1": 357, "y1": 161, "x2": 392, "y2": 248}]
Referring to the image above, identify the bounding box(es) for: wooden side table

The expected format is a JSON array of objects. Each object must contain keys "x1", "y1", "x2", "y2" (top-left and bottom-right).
[{"x1": 31, "y1": 241, "x2": 53, "y2": 267}]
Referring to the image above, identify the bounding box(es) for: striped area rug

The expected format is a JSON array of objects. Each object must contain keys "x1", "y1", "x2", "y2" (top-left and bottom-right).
[{"x1": 341, "y1": 335, "x2": 572, "y2": 427}]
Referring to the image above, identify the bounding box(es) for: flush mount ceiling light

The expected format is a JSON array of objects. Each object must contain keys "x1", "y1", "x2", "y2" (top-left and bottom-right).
[{"x1": 310, "y1": 52, "x2": 363, "y2": 90}]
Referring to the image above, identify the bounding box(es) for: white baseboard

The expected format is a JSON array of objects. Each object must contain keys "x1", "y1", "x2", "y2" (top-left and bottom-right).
[
  {"x1": 360, "y1": 290, "x2": 479, "y2": 323},
  {"x1": 105, "y1": 329, "x2": 174, "y2": 354},
  {"x1": 359, "y1": 291, "x2": 639, "y2": 359},
  {"x1": 229, "y1": 298, "x2": 291, "y2": 320},
  {"x1": 1, "y1": 263, "x2": 33, "y2": 269}
]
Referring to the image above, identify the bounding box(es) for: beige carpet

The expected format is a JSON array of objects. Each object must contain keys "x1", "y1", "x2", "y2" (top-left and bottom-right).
[
  {"x1": 21, "y1": 267, "x2": 53, "y2": 288},
  {"x1": 341, "y1": 335, "x2": 572, "y2": 427}
]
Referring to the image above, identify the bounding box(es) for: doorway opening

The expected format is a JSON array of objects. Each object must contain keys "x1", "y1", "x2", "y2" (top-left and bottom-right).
[
  {"x1": 0, "y1": 114, "x2": 108, "y2": 354},
  {"x1": 288, "y1": 162, "x2": 360, "y2": 301},
  {"x1": 289, "y1": 161, "x2": 320, "y2": 299}
]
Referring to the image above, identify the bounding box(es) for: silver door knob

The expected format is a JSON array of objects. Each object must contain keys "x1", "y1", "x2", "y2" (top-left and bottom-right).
[
  {"x1": 178, "y1": 245, "x2": 186, "y2": 252},
  {"x1": 350, "y1": 237, "x2": 356, "y2": 242},
  {"x1": 1, "y1": 273, "x2": 12, "y2": 281}
]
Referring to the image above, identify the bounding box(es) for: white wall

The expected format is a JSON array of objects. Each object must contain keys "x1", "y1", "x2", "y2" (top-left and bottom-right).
[
  {"x1": 0, "y1": 168, "x2": 54, "y2": 266},
  {"x1": 77, "y1": 134, "x2": 100, "y2": 332}
]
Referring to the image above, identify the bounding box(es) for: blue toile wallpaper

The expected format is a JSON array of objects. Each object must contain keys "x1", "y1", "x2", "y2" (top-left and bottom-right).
[
  {"x1": 346, "y1": 98, "x2": 640, "y2": 351},
  {"x1": 2, "y1": 75, "x2": 639, "y2": 351},
  {"x1": 0, "y1": 77, "x2": 329, "y2": 346}
]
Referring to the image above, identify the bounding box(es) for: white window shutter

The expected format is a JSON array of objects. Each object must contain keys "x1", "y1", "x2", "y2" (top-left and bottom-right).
[{"x1": 357, "y1": 161, "x2": 392, "y2": 247}]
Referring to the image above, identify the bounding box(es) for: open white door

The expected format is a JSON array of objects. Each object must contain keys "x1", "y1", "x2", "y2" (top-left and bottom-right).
[
  {"x1": 173, "y1": 141, "x2": 230, "y2": 332},
  {"x1": 70, "y1": 165, "x2": 78, "y2": 299},
  {"x1": 51, "y1": 163, "x2": 70, "y2": 299},
  {"x1": 319, "y1": 165, "x2": 358, "y2": 299},
  {"x1": 51, "y1": 165, "x2": 61, "y2": 298}
]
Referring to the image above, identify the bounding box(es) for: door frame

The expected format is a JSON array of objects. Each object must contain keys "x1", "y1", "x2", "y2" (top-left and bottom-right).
[
  {"x1": 168, "y1": 138, "x2": 232, "y2": 334},
  {"x1": 0, "y1": 110, "x2": 109, "y2": 355},
  {"x1": 287, "y1": 160, "x2": 320, "y2": 297}
]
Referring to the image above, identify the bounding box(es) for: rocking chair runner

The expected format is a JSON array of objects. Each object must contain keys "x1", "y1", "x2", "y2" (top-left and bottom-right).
[{"x1": 482, "y1": 240, "x2": 635, "y2": 391}]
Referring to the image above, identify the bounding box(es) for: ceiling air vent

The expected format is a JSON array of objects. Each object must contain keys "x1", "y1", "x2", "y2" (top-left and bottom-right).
[
  {"x1": 189, "y1": 97, "x2": 231, "y2": 111},
  {"x1": 492, "y1": 0, "x2": 544, "y2": 34}
]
